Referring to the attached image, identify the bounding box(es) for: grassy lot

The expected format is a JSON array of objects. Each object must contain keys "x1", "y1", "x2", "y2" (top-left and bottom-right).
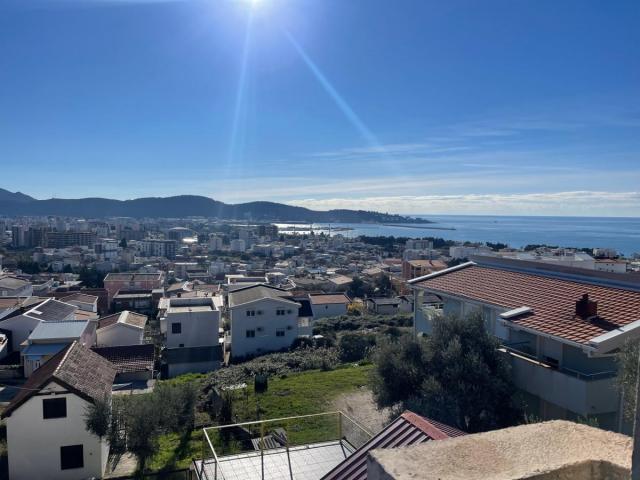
[{"x1": 147, "y1": 363, "x2": 372, "y2": 472}]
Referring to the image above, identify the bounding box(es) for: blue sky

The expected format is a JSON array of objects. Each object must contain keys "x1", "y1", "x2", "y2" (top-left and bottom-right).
[{"x1": 1, "y1": 0, "x2": 639, "y2": 216}]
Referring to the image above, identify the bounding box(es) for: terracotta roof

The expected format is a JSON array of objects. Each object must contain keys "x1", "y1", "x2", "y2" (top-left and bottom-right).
[
  {"x1": 412, "y1": 263, "x2": 640, "y2": 345},
  {"x1": 309, "y1": 294, "x2": 351, "y2": 305},
  {"x1": 2, "y1": 341, "x2": 116, "y2": 418},
  {"x1": 322, "y1": 411, "x2": 464, "y2": 480},
  {"x1": 93, "y1": 344, "x2": 155, "y2": 374}
]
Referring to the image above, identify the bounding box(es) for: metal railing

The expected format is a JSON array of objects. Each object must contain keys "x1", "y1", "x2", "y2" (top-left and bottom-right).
[
  {"x1": 499, "y1": 344, "x2": 616, "y2": 381},
  {"x1": 196, "y1": 411, "x2": 372, "y2": 480}
]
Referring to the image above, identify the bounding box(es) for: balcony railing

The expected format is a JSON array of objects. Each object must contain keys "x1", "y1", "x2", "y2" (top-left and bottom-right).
[
  {"x1": 195, "y1": 411, "x2": 372, "y2": 480},
  {"x1": 499, "y1": 344, "x2": 616, "y2": 382}
]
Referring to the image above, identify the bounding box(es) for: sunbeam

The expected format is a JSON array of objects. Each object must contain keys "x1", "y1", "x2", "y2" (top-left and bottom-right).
[
  {"x1": 227, "y1": 9, "x2": 255, "y2": 168},
  {"x1": 284, "y1": 30, "x2": 381, "y2": 150}
]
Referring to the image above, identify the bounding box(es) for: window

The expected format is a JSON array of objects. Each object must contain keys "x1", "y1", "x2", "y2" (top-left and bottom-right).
[
  {"x1": 276, "y1": 309, "x2": 285, "y2": 316},
  {"x1": 43, "y1": 397, "x2": 67, "y2": 419},
  {"x1": 60, "y1": 445, "x2": 83, "y2": 470},
  {"x1": 171, "y1": 322, "x2": 182, "y2": 334},
  {"x1": 276, "y1": 328, "x2": 285, "y2": 337},
  {"x1": 246, "y1": 310, "x2": 255, "y2": 317},
  {"x1": 287, "y1": 310, "x2": 293, "y2": 314},
  {"x1": 257, "y1": 310, "x2": 263, "y2": 315},
  {"x1": 246, "y1": 329, "x2": 255, "y2": 338}
]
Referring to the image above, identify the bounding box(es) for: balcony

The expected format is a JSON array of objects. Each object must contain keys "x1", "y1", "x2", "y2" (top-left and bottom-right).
[
  {"x1": 499, "y1": 345, "x2": 619, "y2": 417},
  {"x1": 194, "y1": 412, "x2": 372, "y2": 480}
]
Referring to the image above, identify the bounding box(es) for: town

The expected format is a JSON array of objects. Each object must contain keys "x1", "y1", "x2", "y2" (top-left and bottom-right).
[{"x1": 0, "y1": 215, "x2": 639, "y2": 479}]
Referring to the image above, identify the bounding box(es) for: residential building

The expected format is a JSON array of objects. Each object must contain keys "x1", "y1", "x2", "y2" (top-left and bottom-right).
[
  {"x1": 401, "y1": 259, "x2": 447, "y2": 281},
  {"x1": 228, "y1": 285, "x2": 301, "y2": 359},
  {"x1": 112, "y1": 289, "x2": 157, "y2": 316},
  {"x1": 22, "y1": 320, "x2": 97, "y2": 377},
  {"x1": 3, "y1": 341, "x2": 116, "y2": 480},
  {"x1": 309, "y1": 293, "x2": 351, "y2": 319},
  {"x1": 96, "y1": 311, "x2": 147, "y2": 347},
  {"x1": 59, "y1": 293, "x2": 98, "y2": 313},
  {"x1": 93, "y1": 343, "x2": 155, "y2": 383},
  {"x1": 594, "y1": 259, "x2": 628, "y2": 274},
  {"x1": 365, "y1": 297, "x2": 402, "y2": 315},
  {"x1": 327, "y1": 275, "x2": 353, "y2": 292},
  {"x1": 44, "y1": 231, "x2": 97, "y2": 249},
  {"x1": 230, "y1": 238, "x2": 246, "y2": 252},
  {"x1": 140, "y1": 238, "x2": 177, "y2": 260},
  {"x1": 162, "y1": 296, "x2": 220, "y2": 348},
  {"x1": 449, "y1": 245, "x2": 492, "y2": 259},
  {"x1": 410, "y1": 258, "x2": 640, "y2": 431},
  {"x1": 0, "y1": 275, "x2": 33, "y2": 297},
  {"x1": 103, "y1": 271, "x2": 165, "y2": 302},
  {"x1": 0, "y1": 298, "x2": 78, "y2": 351}
]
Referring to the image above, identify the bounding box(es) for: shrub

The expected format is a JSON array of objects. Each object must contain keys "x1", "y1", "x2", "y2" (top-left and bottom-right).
[{"x1": 338, "y1": 333, "x2": 376, "y2": 362}]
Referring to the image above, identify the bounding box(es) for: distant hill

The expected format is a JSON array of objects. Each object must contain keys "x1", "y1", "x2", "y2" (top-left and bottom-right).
[{"x1": 0, "y1": 190, "x2": 429, "y2": 224}]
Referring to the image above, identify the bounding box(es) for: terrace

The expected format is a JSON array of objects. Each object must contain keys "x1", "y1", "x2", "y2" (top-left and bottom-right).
[{"x1": 194, "y1": 412, "x2": 372, "y2": 480}]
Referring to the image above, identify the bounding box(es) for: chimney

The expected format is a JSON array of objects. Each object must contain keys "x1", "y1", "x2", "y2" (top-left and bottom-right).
[{"x1": 576, "y1": 293, "x2": 597, "y2": 319}]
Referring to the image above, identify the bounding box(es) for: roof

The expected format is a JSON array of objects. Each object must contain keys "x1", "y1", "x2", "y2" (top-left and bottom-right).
[
  {"x1": 104, "y1": 272, "x2": 163, "y2": 281},
  {"x1": 98, "y1": 311, "x2": 147, "y2": 330},
  {"x1": 368, "y1": 297, "x2": 401, "y2": 306},
  {"x1": 322, "y1": 411, "x2": 465, "y2": 480},
  {"x1": 229, "y1": 285, "x2": 299, "y2": 308},
  {"x1": 3, "y1": 341, "x2": 116, "y2": 418},
  {"x1": 25, "y1": 298, "x2": 77, "y2": 322},
  {"x1": 411, "y1": 263, "x2": 640, "y2": 345},
  {"x1": 60, "y1": 292, "x2": 98, "y2": 305},
  {"x1": 309, "y1": 294, "x2": 351, "y2": 305},
  {"x1": 0, "y1": 276, "x2": 30, "y2": 290},
  {"x1": 22, "y1": 342, "x2": 68, "y2": 357},
  {"x1": 165, "y1": 345, "x2": 222, "y2": 364},
  {"x1": 93, "y1": 344, "x2": 155, "y2": 374},
  {"x1": 367, "y1": 420, "x2": 630, "y2": 480},
  {"x1": 28, "y1": 320, "x2": 90, "y2": 341},
  {"x1": 329, "y1": 275, "x2": 353, "y2": 285}
]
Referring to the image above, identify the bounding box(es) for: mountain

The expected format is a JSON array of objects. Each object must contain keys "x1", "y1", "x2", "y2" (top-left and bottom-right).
[{"x1": 0, "y1": 190, "x2": 429, "y2": 223}]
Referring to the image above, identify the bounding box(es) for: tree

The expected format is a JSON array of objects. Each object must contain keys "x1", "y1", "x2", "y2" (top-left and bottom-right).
[
  {"x1": 119, "y1": 238, "x2": 128, "y2": 249},
  {"x1": 84, "y1": 395, "x2": 111, "y2": 439},
  {"x1": 123, "y1": 395, "x2": 160, "y2": 472},
  {"x1": 338, "y1": 333, "x2": 376, "y2": 362},
  {"x1": 374, "y1": 274, "x2": 393, "y2": 294},
  {"x1": 348, "y1": 276, "x2": 371, "y2": 299},
  {"x1": 370, "y1": 313, "x2": 522, "y2": 433},
  {"x1": 616, "y1": 339, "x2": 640, "y2": 423}
]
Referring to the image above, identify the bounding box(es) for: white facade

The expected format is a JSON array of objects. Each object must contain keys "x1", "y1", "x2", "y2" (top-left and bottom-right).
[
  {"x1": 594, "y1": 260, "x2": 627, "y2": 274},
  {"x1": 230, "y1": 239, "x2": 246, "y2": 252},
  {"x1": 311, "y1": 302, "x2": 348, "y2": 319},
  {"x1": 6, "y1": 381, "x2": 109, "y2": 480},
  {"x1": 230, "y1": 297, "x2": 299, "y2": 359},
  {"x1": 96, "y1": 322, "x2": 144, "y2": 347},
  {"x1": 163, "y1": 297, "x2": 220, "y2": 348}
]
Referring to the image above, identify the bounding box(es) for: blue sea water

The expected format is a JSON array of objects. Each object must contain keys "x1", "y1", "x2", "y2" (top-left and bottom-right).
[{"x1": 279, "y1": 216, "x2": 640, "y2": 255}]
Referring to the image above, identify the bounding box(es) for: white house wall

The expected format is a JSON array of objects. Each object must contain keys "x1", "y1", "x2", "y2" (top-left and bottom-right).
[{"x1": 96, "y1": 324, "x2": 143, "y2": 347}]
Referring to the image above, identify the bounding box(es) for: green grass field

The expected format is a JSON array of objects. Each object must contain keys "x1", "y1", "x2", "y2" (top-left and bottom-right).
[{"x1": 147, "y1": 363, "x2": 372, "y2": 472}]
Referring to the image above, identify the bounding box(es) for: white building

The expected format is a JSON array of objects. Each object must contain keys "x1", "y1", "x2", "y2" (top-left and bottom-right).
[
  {"x1": 228, "y1": 285, "x2": 300, "y2": 359},
  {"x1": 3, "y1": 341, "x2": 116, "y2": 480},
  {"x1": 0, "y1": 298, "x2": 78, "y2": 351},
  {"x1": 309, "y1": 293, "x2": 351, "y2": 319},
  {"x1": 162, "y1": 296, "x2": 221, "y2": 348},
  {"x1": 449, "y1": 245, "x2": 493, "y2": 259},
  {"x1": 594, "y1": 259, "x2": 627, "y2": 274},
  {"x1": 0, "y1": 275, "x2": 33, "y2": 297},
  {"x1": 230, "y1": 239, "x2": 246, "y2": 253},
  {"x1": 208, "y1": 235, "x2": 224, "y2": 252},
  {"x1": 60, "y1": 293, "x2": 98, "y2": 314},
  {"x1": 96, "y1": 311, "x2": 147, "y2": 347}
]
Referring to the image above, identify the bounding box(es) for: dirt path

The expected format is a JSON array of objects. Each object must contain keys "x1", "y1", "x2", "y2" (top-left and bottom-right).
[{"x1": 332, "y1": 387, "x2": 390, "y2": 435}]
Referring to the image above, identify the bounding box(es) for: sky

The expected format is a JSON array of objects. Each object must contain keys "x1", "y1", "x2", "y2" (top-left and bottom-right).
[{"x1": 0, "y1": 0, "x2": 639, "y2": 216}]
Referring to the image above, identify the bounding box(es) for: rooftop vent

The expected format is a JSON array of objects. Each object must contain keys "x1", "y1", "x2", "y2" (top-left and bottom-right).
[
  {"x1": 500, "y1": 306, "x2": 533, "y2": 319},
  {"x1": 576, "y1": 293, "x2": 598, "y2": 319}
]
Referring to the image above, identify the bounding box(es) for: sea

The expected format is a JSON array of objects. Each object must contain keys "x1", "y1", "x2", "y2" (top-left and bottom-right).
[{"x1": 275, "y1": 215, "x2": 640, "y2": 256}]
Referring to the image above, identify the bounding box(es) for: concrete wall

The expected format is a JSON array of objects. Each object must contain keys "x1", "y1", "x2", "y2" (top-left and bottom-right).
[
  {"x1": 0, "y1": 314, "x2": 39, "y2": 351},
  {"x1": 230, "y1": 298, "x2": 298, "y2": 358},
  {"x1": 96, "y1": 324, "x2": 144, "y2": 347},
  {"x1": 167, "y1": 360, "x2": 220, "y2": 378},
  {"x1": 165, "y1": 309, "x2": 219, "y2": 348},
  {"x1": 6, "y1": 381, "x2": 107, "y2": 480}
]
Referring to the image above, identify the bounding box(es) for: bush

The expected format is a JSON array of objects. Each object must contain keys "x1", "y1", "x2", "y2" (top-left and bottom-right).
[{"x1": 338, "y1": 333, "x2": 376, "y2": 362}]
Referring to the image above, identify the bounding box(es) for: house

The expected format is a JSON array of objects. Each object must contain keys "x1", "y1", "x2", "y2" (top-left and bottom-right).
[
  {"x1": 93, "y1": 343, "x2": 155, "y2": 383},
  {"x1": 96, "y1": 310, "x2": 147, "y2": 347},
  {"x1": 323, "y1": 410, "x2": 464, "y2": 480},
  {"x1": 410, "y1": 258, "x2": 640, "y2": 431},
  {"x1": 112, "y1": 289, "x2": 158, "y2": 316},
  {"x1": 22, "y1": 320, "x2": 97, "y2": 377},
  {"x1": 228, "y1": 285, "x2": 301, "y2": 359},
  {"x1": 59, "y1": 292, "x2": 98, "y2": 314},
  {"x1": 327, "y1": 275, "x2": 353, "y2": 292},
  {"x1": 365, "y1": 297, "x2": 401, "y2": 315},
  {"x1": 0, "y1": 298, "x2": 78, "y2": 352},
  {"x1": 3, "y1": 341, "x2": 116, "y2": 480},
  {"x1": 309, "y1": 293, "x2": 351, "y2": 319},
  {"x1": 401, "y1": 259, "x2": 447, "y2": 281},
  {"x1": 0, "y1": 275, "x2": 33, "y2": 297},
  {"x1": 103, "y1": 271, "x2": 165, "y2": 302}
]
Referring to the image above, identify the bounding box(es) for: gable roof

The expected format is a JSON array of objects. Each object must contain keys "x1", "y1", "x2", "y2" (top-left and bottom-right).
[
  {"x1": 60, "y1": 292, "x2": 98, "y2": 305},
  {"x1": 411, "y1": 262, "x2": 640, "y2": 345},
  {"x1": 229, "y1": 285, "x2": 299, "y2": 308},
  {"x1": 0, "y1": 276, "x2": 30, "y2": 290},
  {"x1": 24, "y1": 298, "x2": 77, "y2": 322},
  {"x1": 322, "y1": 411, "x2": 465, "y2": 480},
  {"x1": 98, "y1": 311, "x2": 147, "y2": 330},
  {"x1": 93, "y1": 344, "x2": 155, "y2": 374},
  {"x1": 2, "y1": 341, "x2": 116, "y2": 418}
]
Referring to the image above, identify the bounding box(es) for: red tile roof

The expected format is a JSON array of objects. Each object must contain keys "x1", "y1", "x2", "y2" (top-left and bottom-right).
[
  {"x1": 309, "y1": 293, "x2": 351, "y2": 305},
  {"x1": 323, "y1": 411, "x2": 464, "y2": 480},
  {"x1": 412, "y1": 264, "x2": 640, "y2": 345},
  {"x1": 92, "y1": 344, "x2": 155, "y2": 374}
]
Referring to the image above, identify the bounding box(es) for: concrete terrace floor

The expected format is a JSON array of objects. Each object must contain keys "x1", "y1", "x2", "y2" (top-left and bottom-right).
[{"x1": 197, "y1": 440, "x2": 354, "y2": 480}]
